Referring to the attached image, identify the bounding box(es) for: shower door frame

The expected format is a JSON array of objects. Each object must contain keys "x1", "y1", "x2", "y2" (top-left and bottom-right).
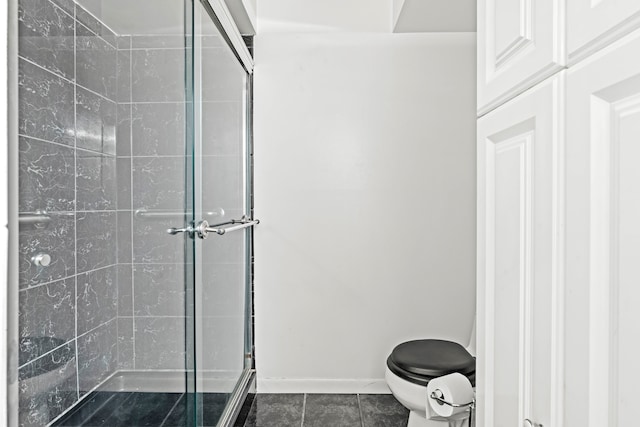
[
  {"x1": 188, "y1": 1, "x2": 255, "y2": 426},
  {"x1": 5, "y1": 0, "x2": 19, "y2": 426}
]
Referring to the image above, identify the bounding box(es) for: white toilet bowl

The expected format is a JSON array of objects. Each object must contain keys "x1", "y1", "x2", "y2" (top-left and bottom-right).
[
  {"x1": 384, "y1": 339, "x2": 475, "y2": 427},
  {"x1": 386, "y1": 366, "x2": 471, "y2": 427}
]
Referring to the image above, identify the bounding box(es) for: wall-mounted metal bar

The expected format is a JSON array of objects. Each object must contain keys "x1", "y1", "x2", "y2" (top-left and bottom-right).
[
  {"x1": 18, "y1": 214, "x2": 51, "y2": 226},
  {"x1": 135, "y1": 208, "x2": 224, "y2": 220}
]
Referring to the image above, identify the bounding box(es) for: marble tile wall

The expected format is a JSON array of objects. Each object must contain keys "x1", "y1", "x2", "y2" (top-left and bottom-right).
[
  {"x1": 17, "y1": 1, "x2": 250, "y2": 423},
  {"x1": 118, "y1": 34, "x2": 189, "y2": 372},
  {"x1": 17, "y1": 1, "x2": 120, "y2": 424}
]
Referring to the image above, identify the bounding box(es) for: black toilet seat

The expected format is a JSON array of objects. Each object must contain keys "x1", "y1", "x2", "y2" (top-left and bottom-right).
[{"x1": 386, "y1": 339, "x2": 476, "y2": 387}]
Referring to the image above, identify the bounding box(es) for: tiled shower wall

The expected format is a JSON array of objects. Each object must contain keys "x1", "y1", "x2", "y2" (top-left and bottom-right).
[
  {"x1": 17, "y1": 0, "x2": 189, "y2": 424},
  {"x1": 18, "y1": 0, "x2": 121, "y2": 424},
  {"x1": 17, "y1": 0, "x2": 248, "y2": 423},
  {"x1": 117, "y1": 34, "x2": 188, "y2": 371}
]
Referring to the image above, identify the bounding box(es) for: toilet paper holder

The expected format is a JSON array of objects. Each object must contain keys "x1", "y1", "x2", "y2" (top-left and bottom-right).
[{"x1": 429, "y1": 389, "x2": 475, "y2": 408}]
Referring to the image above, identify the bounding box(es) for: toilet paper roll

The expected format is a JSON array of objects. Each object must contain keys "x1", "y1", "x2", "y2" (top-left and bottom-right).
[{"x1": 426, "y1": 373, "x2": 474, "y2": 418}]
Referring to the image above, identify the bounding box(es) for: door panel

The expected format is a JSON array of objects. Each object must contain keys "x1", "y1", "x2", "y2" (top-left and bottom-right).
[
  {"x1": 566, "y1": 30, "x2": 640, "y2": 427},
  {"x1": 477, "y1": 0, "x2": 565, "y2": 115},
  {"x1": 477, "y1": 75, "x2": 563, "y2": 427},
  {"x1": 567, "y1": 0, "x2": 640, "y2": 64},
  {"x1": 191, "y1": 1, "x2": 252, "y2": 426}
]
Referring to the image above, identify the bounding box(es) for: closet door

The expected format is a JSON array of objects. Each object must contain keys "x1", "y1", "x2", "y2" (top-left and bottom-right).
[
  {"x1": 477, "y1": 75, "x2": 564, "y2": 427},
  {"x1": 477, "y1": 0, "x2": 565, "y2": 115},
  {"x1": 567, "y1": 0, "x2": 640, "y2": 64},
  {"x1": 565, "y1": 30, "x2": 640, "y2": 427}
]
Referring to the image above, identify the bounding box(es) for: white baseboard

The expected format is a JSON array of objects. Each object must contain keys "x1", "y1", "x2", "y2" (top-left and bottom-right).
[{"x1": 256, "y1": 378, "x2": 390, "y2": 394}]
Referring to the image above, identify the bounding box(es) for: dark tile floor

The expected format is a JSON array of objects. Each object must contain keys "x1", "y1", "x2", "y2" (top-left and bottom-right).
[
  {"x1": 52, "y1": 392, "x2": 408, "y2": 427},
  {"x1": 240, "y1": 394, "x2": 409, "y2": 427}
]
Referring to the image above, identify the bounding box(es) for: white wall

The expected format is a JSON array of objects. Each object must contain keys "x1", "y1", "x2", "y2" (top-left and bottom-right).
[
  {"x1": 257, "y1": 0, "x2": 392, "y2": 33},
  {"x1": 254, "y1": 32, "x2": 477, "y2": 393}
]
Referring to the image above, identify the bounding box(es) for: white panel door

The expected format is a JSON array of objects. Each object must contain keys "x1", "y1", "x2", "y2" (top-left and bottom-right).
[
  {"x1": 567, "y1": 0, "x2": 640, "y2": 65},
  {"x1": 566, "y1": 30, "x2": 640, "y2": 427},
  {"x1": 477, "y1": 0, "x2": 565, "y2": 116},
  {"x1": 477, "y1": 75, "x2": 564, "y2": 427}
]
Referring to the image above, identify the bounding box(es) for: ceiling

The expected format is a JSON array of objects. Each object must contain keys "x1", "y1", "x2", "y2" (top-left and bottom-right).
[
  {"x1": 74, "y1": 0, "x2": 477, "y2": 35},
  {"x1": 258, "y1": 0, "x2": 476, "y2": 33},
  {"x1": 393, "y1": 0, "x2": 477, "y2": 33}
]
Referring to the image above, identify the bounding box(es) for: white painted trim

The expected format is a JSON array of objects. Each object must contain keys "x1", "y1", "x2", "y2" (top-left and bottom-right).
[
  {"x1": 477, "y1": 65, "x2": 565, "y2": 118},
  {"x1": 568, "y1": 11, "x2": 640, "y2": 67},
  {"x1": 203, "y1": 0, "x2": 253, "y2": 74},
  {"x1": 550, "y1": 71, "x2": 566, "y2": 427},
  {"x1": 256, "y1": 379, "x2": 391, "y2": 394}
]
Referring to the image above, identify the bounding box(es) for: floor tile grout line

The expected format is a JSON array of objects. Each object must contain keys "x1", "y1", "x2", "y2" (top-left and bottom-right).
[
  {"x1": 300, "y1": 393, "x2": 307, "y2": 427},
  {"x1": 357, "y1": 394, "x2": 365, "y2": 427},
  {"x1": 159, "y1": 392, "x2": 185, "y2": 427}
]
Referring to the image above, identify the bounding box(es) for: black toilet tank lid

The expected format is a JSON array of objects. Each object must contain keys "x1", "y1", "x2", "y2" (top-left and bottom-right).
[{"x1": 389, "y1": 339, "x2": 475, "y2": 378}]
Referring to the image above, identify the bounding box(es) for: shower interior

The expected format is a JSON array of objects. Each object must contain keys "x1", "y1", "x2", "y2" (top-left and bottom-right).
[{"x1": 15, "y1": 0, "x2": 253, "y2": 425}]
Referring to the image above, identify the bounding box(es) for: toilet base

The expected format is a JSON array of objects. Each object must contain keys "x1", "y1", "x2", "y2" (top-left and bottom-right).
[{"x1": 408, "y1": 411, "x2": 470, "y2": 427}]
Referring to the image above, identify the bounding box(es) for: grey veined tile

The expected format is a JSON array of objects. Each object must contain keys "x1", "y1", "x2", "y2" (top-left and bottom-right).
[
  {"x1": 117, "y1": 263, "x2": 133, "y2": 316},
  {"x1": 134, "y1": 317, "x2": 185, "y2": 370},
  {"x1": 19, "y1": 58, "x2": 75, "y2": 146},
  {"x1": 18, "y1": 136, "x2": 75, "y2": 213},
  {"x1": 131, "y1": 102, "x2": 186, "y2": 156},
  {"x1": 76, "y1": 265, "x2": 117, "y2": 335},
  {"x1": 303, "y1": 394, "x2": 362, "y2": 427},
  {"x1": 117, "y1": 317, "x2": 134, "y2": 370},
  {"x1": 19, "y1": 213, "x2": 75, "y2": 288},
  {"x1": 359, "y1": 394, "x2": 409, "y2": 427},
  {"x1": 244, "y1": 394, "x2": 304, "y2": 427},
  {"x1": 19, "y1": 342, "x2": 78, "y2": 426},
  {"x1": 116, "y1": 103, "x2": 132, "y2": 157},
  {"x1": 49, "y1": 0, "x2": 75, "y2": 16},
  {"x1": 202, "y1": 101, "x2": 241, "y2": 156},
  {"x1": 116, "y1": 210, "x2": 132, "y2": 264},
  {"x1": 132, "y1": 49, "x2": 186, "y2": 102},
  {"x1": 132, "y1": 216, "x2": 184, "y2": 264},
  {"x1": 133, "y1": 264, "x2": 185, "y2": 316},
  {"x1": 76, "y1": 149, "x2": 116, "y2": 211},
  {"x1": 132, "y1": 156, "x2": 185, "y2": 210},
  {"x1": 76, "y1": 211, "x2": 116, "y2": 274},
  {"x1": 116, "y1": 157, "x2": 132, "y2": 210},
  {"x1": 18, "y1": 276, "x2": 76, "y2": 365},
  {"x1": 117, "y1": 50, "x2": 131, "y2": 103},
  {"x1": 75, "y1": 3, "x2": 117, "y2": 48},
  {"x1": 77, "y1": 320, "x2": 117, "y2": 396},
  {"x1": 76, "y1": 22, "x2": 117, "y2": 101},
  {"x1": 76, "y1": 86, "x2": 117, "y2": 155},
  {"x1": 18, "y1": 0, "x2": 75, "y2": 80}
]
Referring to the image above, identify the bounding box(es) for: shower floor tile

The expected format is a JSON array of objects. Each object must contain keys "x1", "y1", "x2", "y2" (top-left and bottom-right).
[
  {"x1": 53, "y1": 392, "x2": 228, "y2": 427},
  {"x1": 53, "y1": 392, "x2": 409, "y2": 427}
]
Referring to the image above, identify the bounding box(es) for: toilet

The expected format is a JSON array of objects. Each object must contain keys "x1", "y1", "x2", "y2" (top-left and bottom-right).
[{"x1": 385, "y1": 325, "x2": 476, "y2": 427}]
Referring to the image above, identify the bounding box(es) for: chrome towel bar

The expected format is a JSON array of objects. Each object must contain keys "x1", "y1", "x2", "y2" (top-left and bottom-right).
[{"x1": 135, "y1": 208, "x2": 224, "y2": 220}]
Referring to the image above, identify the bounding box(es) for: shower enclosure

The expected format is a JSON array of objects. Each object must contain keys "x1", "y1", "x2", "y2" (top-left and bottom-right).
[{"x1": 10, "y1": 0, "x2": 255, "y2": 425}]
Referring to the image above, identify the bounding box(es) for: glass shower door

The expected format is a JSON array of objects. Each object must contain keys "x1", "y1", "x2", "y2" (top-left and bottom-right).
[{"x1": 189, "y1": 2, "x2": 253, "y2": 426}]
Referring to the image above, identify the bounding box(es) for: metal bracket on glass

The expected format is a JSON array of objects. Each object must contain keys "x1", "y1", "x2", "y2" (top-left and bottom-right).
[
  {"x1": 167, "y1": 216, "x2": 259, "y2": 239},
  {"x1": 166, "y1": 224, "x2": 195, "y2": 237},
  {"x1": 194, "y1": 216, "x2": 259, "y2": 239}
]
